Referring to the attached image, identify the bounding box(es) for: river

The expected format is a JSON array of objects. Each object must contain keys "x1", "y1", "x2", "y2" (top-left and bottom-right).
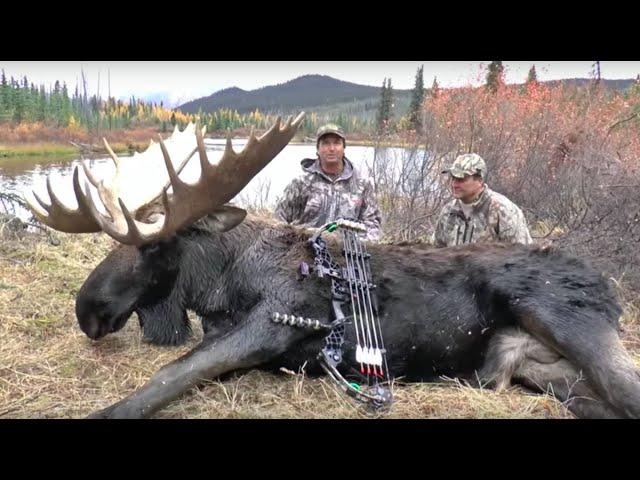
[{"x1": 0, "y1": 139, "x2": 425, "y2": 222}]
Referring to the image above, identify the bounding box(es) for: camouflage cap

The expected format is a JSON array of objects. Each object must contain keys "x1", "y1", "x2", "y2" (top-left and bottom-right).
[
  {"x1": 442, "y1": 153, "x2": 487, "y2": 179},
  {"x1": 316, "y1": 123, "x2": 346, "y2": 142}
]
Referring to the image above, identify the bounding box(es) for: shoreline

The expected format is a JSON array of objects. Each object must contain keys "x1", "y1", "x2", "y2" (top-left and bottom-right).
[
  {"x1": 0, "y1": 123, "x2": 425, "y2": 158},
  {"x1": 1, "y1": 137, "x2": 424, "y2": 158}
]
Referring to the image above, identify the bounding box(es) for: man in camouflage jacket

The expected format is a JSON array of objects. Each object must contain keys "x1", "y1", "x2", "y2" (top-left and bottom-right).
[
  {"x1": 432, "y1": 153, "x2": 532, "y2": 247},
  {"x1": 275, "y1": 124, "x2": 382, "y2": 242}
]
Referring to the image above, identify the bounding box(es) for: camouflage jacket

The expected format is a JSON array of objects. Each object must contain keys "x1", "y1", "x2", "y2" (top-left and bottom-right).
[
  {"x1": 432, "y1": 185, "x2": 532, "y2": 247},
  {"x1": 274, "y1": 157, "x2": 383, "y2": 242}
]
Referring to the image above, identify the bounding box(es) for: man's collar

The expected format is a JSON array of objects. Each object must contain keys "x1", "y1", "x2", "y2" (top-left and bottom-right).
[
  {"x1": 303, "y1": 156, "x2": 354, "y2": 182},
  {"x1": 454, "y1": 185, "x2": 491, "y2": 211}
]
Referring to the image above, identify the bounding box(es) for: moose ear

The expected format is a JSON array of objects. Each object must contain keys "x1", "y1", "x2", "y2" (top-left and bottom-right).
[{"x1": 202, "y1": 205, "x2": 248, "y2": 232}]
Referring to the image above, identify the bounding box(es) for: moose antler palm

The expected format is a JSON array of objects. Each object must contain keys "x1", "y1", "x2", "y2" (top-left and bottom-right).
[{"x1": 26, "y1": 113, "x2": 305, "y2": 245}]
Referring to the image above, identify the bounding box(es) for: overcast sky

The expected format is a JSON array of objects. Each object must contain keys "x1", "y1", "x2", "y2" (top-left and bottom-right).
[{"x1": 2, "y1": 61, "x2": 639, "y2": 107}]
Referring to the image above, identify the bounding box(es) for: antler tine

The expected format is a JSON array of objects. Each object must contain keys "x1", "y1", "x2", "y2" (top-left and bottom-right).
[
  {"x1": 73, "y1": 169, "x2": 110, "y2": 226},
  {"x1": 80, "y1": 159, "x2": 101, "y2": 188},
  {"x1": 102, "y1": 138, "x2": 121, "y2": 168},
  {"x1": 247, "y1": 125, "x2": 257, "y2": 145},
  {"x1": 271, "y1": 116, "x2": 282, "y2": 134},
  {"x1": 224, "y1": 130, "x2": 235, "y2": 157},
  {"x1": 25, "y1": 121, "x2": 223, "y2": 241},
  {"x1": 118, "y1": 198, "x2": 145, "y2": 245},
  {"x1": 291, "y1": 111, "x2": 305, "y2": 128},
  {"x1": 195, "y1": 124, "x2": 212, "y2": 182},
  {"x1": 23, "y1": 167, "x2": 101, "y2": 233},
  {"x1": 32, "y1": 190, "x2": 52, "y2": 213},
  {"x1": 74, "y1": 174, "x2": 143, "y2": 244},
  {"x1": 31, "y1": 115, "x2": 305, "y2": 245},
  {"x1": 107, "y1": 193, "x2": 171, "y2": 246},
  {"x1": 46, "y1": 175, "x2": 65, "y2": 211},
  {"x1": 134, "y1": 112, "x2": 305, "y2": 243},
  {"x1": 158, "y1": 135, "x2": 186, "y2": 194}
]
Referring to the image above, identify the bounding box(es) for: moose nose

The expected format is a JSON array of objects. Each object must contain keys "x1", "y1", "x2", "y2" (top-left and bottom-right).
[{"x1": 79, "y1": 315, "x2": 104, "y2": 340}]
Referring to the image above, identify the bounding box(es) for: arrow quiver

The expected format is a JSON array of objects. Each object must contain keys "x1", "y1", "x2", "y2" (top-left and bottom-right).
[{"x1": 273, "y1": 219, "x2": 392, "y2": 409}]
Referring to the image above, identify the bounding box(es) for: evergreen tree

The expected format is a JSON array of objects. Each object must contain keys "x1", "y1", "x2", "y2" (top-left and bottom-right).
[
  {"x1": 129, "y1": 96, "x2": 137, "y2": 117},
  {"x1": 50, "y1": 80, "x2": 62, "y2": 125},
  {"x1": 0, "y1": 69, "x2": 8, "y2": 111},
  {"x1": 592, "y1": 61, "x2": 601, "y2": 84},
  {"x1": 12, "y1": 79, "x2": 25, "y2": 123},
  {"x1": 526, "y1": 65, "x2": 538, "y2": 84},
  {"x1": 37, "y1": 85, "x2": 46, "y2": 122},
  {"x1": 407, "y1": 64, "x2": 425, "y2": 132},
  {"x1": 385, "y1": 78, "x2": 395, "y2": 129},
  {"x1": 61, "y1": 82, "x2": 71, "y2": 125},
  {"x1": 376, "y1": 78, "x2": 389, "y2": 133},
  {"x1": 430, "y1": 77, "x2": 440, "y2": 98},
  {"x1": 486, "y1": 61, "x2": 504, "y2": 93}
]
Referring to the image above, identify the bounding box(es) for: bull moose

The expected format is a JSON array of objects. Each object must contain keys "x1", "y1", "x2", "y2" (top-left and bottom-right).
[{"x1": 26, "y1": 114, "x2": 640, "y2": 419}]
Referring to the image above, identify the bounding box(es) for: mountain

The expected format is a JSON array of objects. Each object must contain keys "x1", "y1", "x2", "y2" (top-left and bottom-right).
[
  {"x1": 178, "y1": 74, "x2": 412, "y2": 114},
  {"x1": 177, "y1": 75, "x2": 638, "y2": 116},
  {"x1": 543, "y1": 78, "x2": 637, "y2": 91}
]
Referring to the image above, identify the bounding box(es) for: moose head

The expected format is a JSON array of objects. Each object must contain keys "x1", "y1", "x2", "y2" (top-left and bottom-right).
[{"x1": 26, "y1": 114, "x2": 305, "y2": 343}]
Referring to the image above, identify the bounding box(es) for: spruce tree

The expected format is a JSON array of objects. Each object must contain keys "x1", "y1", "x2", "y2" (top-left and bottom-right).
[
  {"x1": 376, "y1": 78, "x2": 389, "y2": 133},
  {"x1": 61, "y1": 82, "x2": 71, "y2": 126},
  {"x1": 486, "y1": 61, "x2": 504, "y2": 93},
  {"x1": 12, "y1": 79, "x2": 25, "y2": 123},
  {"x1": 526, "y1": 65, "x2": 538, "y2": 84},
  {"x1": 38, "y1": 85, "x2": 46, "y2": 122},
  {"x1": 385, "y1": 78, "x2": 394, "y2": 128},
  {"x1": 0, "y1": 69, "x2": 7, "y2": 111},
  {"x1": 408, "y1": 65, "x2": 425, "y2": 132},
  {"x1": 430, "y1": 77, "x2": 440, "y2": 98}
]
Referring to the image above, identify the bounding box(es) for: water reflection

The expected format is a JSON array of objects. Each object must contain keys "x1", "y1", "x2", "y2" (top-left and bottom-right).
[{"x1": 1, "y1": 139, "x2": 426, "y2": 221}]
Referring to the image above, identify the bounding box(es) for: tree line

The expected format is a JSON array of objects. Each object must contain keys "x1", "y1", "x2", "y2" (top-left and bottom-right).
[{"x1": 3, "y1": 64, "x2": 639, "y2": 141}]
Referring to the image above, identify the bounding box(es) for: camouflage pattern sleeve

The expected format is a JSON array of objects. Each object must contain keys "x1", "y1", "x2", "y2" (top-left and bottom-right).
[
  {"x1": 274, "y1": 177, "x2": 307, "y2": 224},
  {"x1": 360, "y1": 177, "x2": 383, "y2": 242},
  {"x1": 431, "y1": 207, "x2": 449, "y2": 247},
  {"x1": 497, "y1": 205, "x2": 533, "y2": 245}
]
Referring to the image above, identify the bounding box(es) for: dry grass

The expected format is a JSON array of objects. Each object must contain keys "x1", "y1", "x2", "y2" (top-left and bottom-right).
[
  {"x1": 0, "y1": 142, "x2": 79, "y2": 157},
  {"x1": 1, "y1": 229, "x2": 638, "y2": 419},
  {"x1": 0, "y1": 123, "x2": 163, "y2": 156}
]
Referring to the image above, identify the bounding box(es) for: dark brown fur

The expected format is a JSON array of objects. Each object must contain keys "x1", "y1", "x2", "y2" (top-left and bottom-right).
[{"x1": 76, "y1": 215, "x2": 639, "y2": 418}]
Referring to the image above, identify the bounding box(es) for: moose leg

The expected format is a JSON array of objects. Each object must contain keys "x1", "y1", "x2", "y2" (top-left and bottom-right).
[
  {"x1": 89, "y1": 301, "x2": 311, "y2": 419},
  {"x1": 480, "y1": 327, "x2": 622, "y2": 418},
  {"x1": 520, "y1": 314, "x2": 640, "y2": 418},
  {"x1": 513, "y1": 357, "x2": 622, "y2": 419},
  {"x1": 200, "y1": 311, "x2": 242, "y2": 339}
]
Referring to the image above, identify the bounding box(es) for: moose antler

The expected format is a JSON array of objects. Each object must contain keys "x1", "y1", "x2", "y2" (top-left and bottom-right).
[
  {"x1": 25, "y1": 122, "x2": 205, "y2": 235},
  {"x1": 26, "y1": 113, "x2": 305, "y2": 246}
]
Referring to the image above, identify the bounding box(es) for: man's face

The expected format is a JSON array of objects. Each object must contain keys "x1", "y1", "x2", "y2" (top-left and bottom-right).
[
  {"x1": 450, "y1": 174, "x2": 484, "y2": 203},
  {"x1": 317, "y1": 134, "x2": 345, "y2": 170}
]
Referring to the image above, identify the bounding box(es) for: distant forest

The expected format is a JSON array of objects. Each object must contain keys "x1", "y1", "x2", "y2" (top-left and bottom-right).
[{"x1": 1, "y1": 67, "x2": 638, "y2": 139}]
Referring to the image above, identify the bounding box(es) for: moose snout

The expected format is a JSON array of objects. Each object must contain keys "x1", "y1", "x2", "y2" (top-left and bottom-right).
[{"x1": 78, "y1": 314, "x2": 105, "y2": 340}]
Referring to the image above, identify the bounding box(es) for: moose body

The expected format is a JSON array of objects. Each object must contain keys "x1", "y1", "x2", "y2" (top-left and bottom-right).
[
  {"x1": 78, "y1": 216, "x2": 638, "y2": 419},
  {"x1": 25, "y1": 115, "x2": 640, "y2": 419}
]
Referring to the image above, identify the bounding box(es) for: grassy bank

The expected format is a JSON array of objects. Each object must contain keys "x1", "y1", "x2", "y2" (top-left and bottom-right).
[
  {"x1": 0, "y1": 121, "x2": 406, "y2": 159},
  {"x1": 1, "y1": 227, "x2": 639, "y2": 419},
  {"x1": 0, "y1": 143, "x2": 80, "y2": 157},
  {"x1": 0, "y1": 123, "x2": 172, "y2": 157}
]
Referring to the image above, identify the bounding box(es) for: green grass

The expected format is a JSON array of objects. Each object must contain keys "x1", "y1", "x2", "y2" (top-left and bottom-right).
[{"x1": 0, "y1": 143, "x2": 79, "y2": 157}]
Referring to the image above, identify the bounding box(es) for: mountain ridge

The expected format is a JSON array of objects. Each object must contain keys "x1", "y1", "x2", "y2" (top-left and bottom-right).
[{"x1": 178, "y1": 74, "x2": 638, "y2": 115}]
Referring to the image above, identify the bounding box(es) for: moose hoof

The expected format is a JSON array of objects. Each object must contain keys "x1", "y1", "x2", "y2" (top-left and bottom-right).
[
  {"x1": 87, "y1": 403, "x2": 145, "y2": 419},
  {"x1": 87, "y1": 406, "x2": 118, "y2": 419}
]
